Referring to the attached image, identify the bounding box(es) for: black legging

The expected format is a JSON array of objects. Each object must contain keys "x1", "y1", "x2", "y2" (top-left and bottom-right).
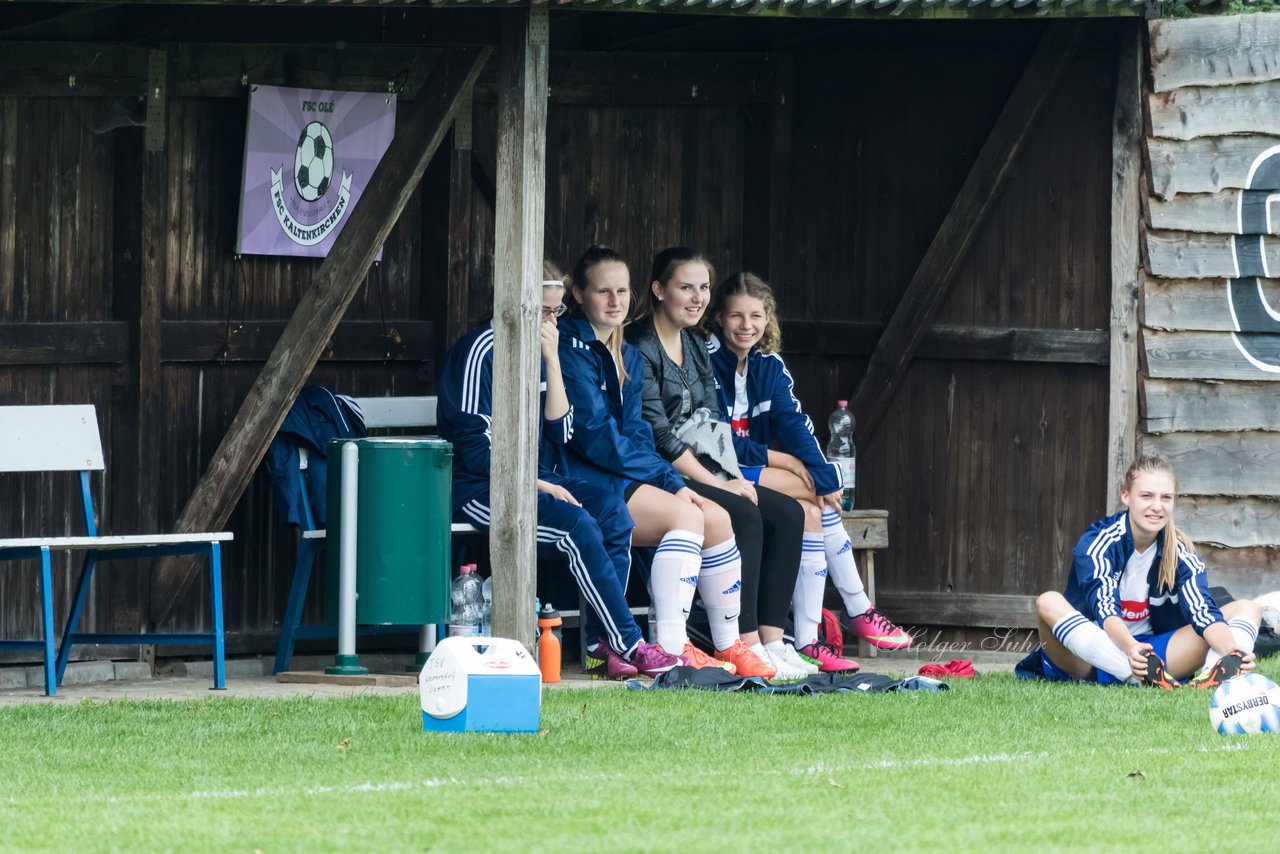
[{"x1": 686, "y1": 480, "x2": 804, "y2": 633}]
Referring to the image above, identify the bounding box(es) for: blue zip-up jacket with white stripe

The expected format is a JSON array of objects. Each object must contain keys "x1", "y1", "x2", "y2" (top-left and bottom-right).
[
  {"x1": 1065, "y1": 510, "x2": 1223, "y2": 637},
  {"x1": 550, "y1": 313, "x2": 686, "y2": 496},
  {"x1": 437, "y1": 322, "x2": 573, "y2": 514},
  {"x1": 707, "y1": 330, "x2": 844, "y2": 496}
]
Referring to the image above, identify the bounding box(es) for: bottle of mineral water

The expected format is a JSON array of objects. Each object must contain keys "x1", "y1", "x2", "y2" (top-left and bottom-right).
[
  {"x1": 480, "y1": 575, "x2": 493, "y2": 636},
  {"x1": 826, "y1": 400, "x2": 856, "y2": 511},
  {"x1": 449, "y1": 563, "x2": 484, "y2": 633}
]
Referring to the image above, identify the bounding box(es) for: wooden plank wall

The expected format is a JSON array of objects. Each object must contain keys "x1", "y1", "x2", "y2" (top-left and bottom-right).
[
  {"x1": 1143, "y1": 13, "x2": 1280, "y2": 598},
  {"x1": 461, "y1": 23, "x2": 1123, "y2": 629}
]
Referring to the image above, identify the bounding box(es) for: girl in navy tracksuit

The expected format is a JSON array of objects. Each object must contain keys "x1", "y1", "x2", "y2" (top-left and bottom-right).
[
  {"x1": 706, "y1": 272, "x2": 912, "y2": 671},
  {"x1": 436, "y1": 267, "x2": 681, "y2": 679},
  {"x1": 1017, "y1": 454, "x2": 1262, "y2": 689},
  {"x1": 547, "y1": 246, "x2": 774, "y2": 678}
]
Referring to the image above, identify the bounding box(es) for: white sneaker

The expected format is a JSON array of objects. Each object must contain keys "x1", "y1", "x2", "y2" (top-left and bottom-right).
[
  {"x1": 759, "y1": 641, "x2": 811, "y2": 681},
  {"x1": 778, "y1": 642, "x2": 820, "y2": 675}
]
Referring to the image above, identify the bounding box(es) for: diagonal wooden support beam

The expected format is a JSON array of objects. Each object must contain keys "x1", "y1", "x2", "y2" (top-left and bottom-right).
[
  {"x1": 150, "y1": 46, "x2": 490, "y2": 627},
  {"x1": 850, "y1": 21, "x2": 1090, "y2": 448}
]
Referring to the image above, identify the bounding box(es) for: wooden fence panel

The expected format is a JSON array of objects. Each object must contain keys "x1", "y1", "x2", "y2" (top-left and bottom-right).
[
  {"x1": 1143, "y1": 276, "x2": 1280, "y2": 331},
  {"x1": 1145, "y1": 329, "x2": 1280, "y2": 380},
  {"x1": 1149, "y1": 190, "x2": 1280, "y2": 235},
  {"x1": 1150, "y1": 81, "x2": 1280, "y2": 141},
  {"x1": 1149, "y1": 16, "x2": 1280, "y2": 93},
  {"x1": 1143, "y1": 378, "x2": 1280, "y2": 433},
  {"x1": 1148, "y1": 135, "x2": 1280, "y2": 200},
  {"x1": 1146, "y1": 230, "x2": 1280, "y2": 279},
  {"x1": 1143, "y1": 431, "x2": 1280, "y2": 497},
  {"x1": 1178, "y1": 496, "x2": 1280, "y2": 548}
]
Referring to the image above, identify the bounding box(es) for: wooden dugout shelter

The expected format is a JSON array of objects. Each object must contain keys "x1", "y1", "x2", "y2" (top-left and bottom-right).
[{"x1": 1, "y1": 0, "x2": 1274, "y2": 665}]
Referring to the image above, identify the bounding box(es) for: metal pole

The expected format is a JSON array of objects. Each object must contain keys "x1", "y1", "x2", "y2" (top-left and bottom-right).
[{"x1": 326, "y1": 441, "x2": 368, "y2": 675}]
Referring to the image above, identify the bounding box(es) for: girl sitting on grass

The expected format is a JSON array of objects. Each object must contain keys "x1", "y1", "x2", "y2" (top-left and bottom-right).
[
  {"x1": 706, "y1": 272, "x2": 913, "y2": 672},
  {"x1": 550, "y1": 246, "x2": 773, "y2": 678},
  {"x1": 1017, "y1": 454, "x2": 1262, "y2": 689}
]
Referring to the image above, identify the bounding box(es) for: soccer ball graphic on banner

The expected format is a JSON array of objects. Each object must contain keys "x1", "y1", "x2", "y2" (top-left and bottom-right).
[
  {"x1": 294, "y1": 121, "x2": 334, "y2": 202},
  {"x1": 1208, "y1": 673, "x2": 1280, "y2": 735}
]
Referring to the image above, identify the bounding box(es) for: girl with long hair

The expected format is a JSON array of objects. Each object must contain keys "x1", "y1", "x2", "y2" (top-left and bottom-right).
[
  {"x1": 625, "y1": 247, "x2": 815, "y2": 679},
  {"x1": 1017, "y1": 455, "x2": 1262, "y2": 688},
  {"x1": 706, "y1": 272, "x2": 913, "y2": 671}
]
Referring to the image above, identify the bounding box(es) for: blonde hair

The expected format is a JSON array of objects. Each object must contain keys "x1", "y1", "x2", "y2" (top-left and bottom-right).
[
  {"x1": 711, "y1": 272, "x2": 783, "y2": 354},
  {"x1": 1123, "y1": 455, "x2": 1194, "y2": 593},
  {"x1": 569, "y1": 245, "x2": 629, "y2": 381}
]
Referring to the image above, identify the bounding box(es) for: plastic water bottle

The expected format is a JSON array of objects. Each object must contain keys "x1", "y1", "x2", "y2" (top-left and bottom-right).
[
  {"x1": 826, "y1": 400, "x2": 856, "y2": 511},
  {"x1": 537, "y1": 603, "x2": 562, "y2": 683},
  {"x1": 480, "y1": 575, "x2": 493, "y2": 636},
  {"x1": 449, "y1": 563, "x2": 484, "y2": 634}
]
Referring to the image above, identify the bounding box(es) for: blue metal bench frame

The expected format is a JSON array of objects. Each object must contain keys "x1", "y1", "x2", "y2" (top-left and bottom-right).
[{"x1": 0, "y1": 405, "x2": 231, "y2": 696}]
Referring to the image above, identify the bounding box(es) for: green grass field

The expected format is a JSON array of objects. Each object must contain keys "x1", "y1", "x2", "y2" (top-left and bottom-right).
[{"x1": 4, "y1": 662, "x2": 1279, "y2": 852}]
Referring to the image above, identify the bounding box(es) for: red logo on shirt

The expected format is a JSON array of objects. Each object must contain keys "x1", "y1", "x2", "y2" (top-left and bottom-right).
[
  {"x1": 730, "y1": 416, "x2": 749, "y2": 438},
  {"x1": 1121, "y1": 599, "x2": 1149, "y2": 622}
]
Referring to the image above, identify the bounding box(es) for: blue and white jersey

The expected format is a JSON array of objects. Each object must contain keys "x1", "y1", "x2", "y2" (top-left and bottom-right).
[
  {"x1": 707, "y1": 329, "x2": 844, "y2": 496},
  {"x1": 1064, "y1": 510, "x2": 1223, "y2": 637},
  {"x1": 551, "y1": 313, "x2": 686, "y2": 496},
  {"x1": 437, "y1": 322, "x2": 572, "y2": 514}
]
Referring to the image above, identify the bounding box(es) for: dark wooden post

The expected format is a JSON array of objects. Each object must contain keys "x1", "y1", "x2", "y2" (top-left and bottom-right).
[
  {"x1": 850, "y1": 22, "x2": 1089, "y2": 447},
  {"x1": 1106, "y1": 24, "x2": 1143, "y2": 508},
  {"x1": 447, "y1": 88, "x2": 475, "y2": 352},
  {"x1": 490, "y1": 7, "x2": 548, "y2": 651},
  {"x1": 150, "y1": 47, "x2": 490, "y2": 627}
]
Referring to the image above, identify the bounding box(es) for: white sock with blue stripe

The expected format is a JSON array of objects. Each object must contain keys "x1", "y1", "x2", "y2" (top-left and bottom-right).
[
  {"x1": 1203, "y1": 618, "x2": 1258, "y2": 671},
  {"x1": 821, "y1": 508, "x2": 872, "y2": 615},
  {"x1": 698, "y1": 537, "x2": 743, "y2": 651},
  {"x1": 649, "y1": 529, "x2": 704, "y2": 653},
  {"x1": 1052, "y1": 611, "x2": 1134, "y2": 683},
  {"x1": 792, "y1": 533, "x2": 828, "y2": 647}
]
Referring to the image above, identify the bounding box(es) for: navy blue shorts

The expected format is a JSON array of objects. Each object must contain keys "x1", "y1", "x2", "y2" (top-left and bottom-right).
[
  {"x1": 1023, "y1": 629, "x2": 1179, "y2": 685},
  {"x1": 739, "y1": 465, "x2": 763, "y2": 484}
]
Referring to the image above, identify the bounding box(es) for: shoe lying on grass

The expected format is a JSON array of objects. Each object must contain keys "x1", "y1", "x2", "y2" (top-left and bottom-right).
[
  {"x1": 715, "y1": 639, "x2": 776, "y2": 679},
  {"x1": 1142, "y1": 652, "x2": 1180, "y2": 691},
  {"x1": 798, "y1": 642, "x2": 860, "y2": 673},
  {"x1": 1190, "y1": 652, "x2": 1243, "y2": 691},
  {"x1": 841, "y1": 607, "x2": 913, "y2": 650},
  {"x1": 681, "y1": 642, "x2": 736, "y2": 674}
]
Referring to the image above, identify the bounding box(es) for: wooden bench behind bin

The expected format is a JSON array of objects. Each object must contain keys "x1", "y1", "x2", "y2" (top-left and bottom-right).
[{"x1": 840, "y1": 509, "x2": 889, "y2": 658}]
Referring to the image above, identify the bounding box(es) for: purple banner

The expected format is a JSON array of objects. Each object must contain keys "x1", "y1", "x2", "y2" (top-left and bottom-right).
[{"x1": 236, "y1": 85, "x2": 397, "y2": 258}]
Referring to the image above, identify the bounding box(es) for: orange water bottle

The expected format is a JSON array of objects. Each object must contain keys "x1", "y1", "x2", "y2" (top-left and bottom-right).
[{"x1": 537, "y1": 603, "x2": 562, "y2": 683}]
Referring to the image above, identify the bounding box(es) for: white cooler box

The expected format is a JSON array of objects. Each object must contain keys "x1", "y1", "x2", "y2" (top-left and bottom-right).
[{"x1": 419, "y1": 636, "x2": 541, "y2": 733}]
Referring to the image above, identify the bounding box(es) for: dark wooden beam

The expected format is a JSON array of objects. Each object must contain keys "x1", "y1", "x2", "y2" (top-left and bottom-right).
[
  {"x1": 0, "y1": 42, "x2": 148, "y2": 97},
  {"x1": 781, "y1": 320, "x2": 1109, "y2": 365},
  {"x1": 849, "y1": 21, "x2": 1090, "y2": 447},
  {"x1": 159, "y1": 320, "x2": 434, "y2": 363},
  {"x1": 0, "y1": 322, "x2": 129, "y2": 364},
  {"x1": 447, "y1": 90, "x2": 476, "y2": 351},
  {"x1": 1106, "y1": 24, "x2": 1142, "y2": 509},
  {"x1": 489, "y1": 8, "x2": 548, "y2": 651},
  {"x1": 150, "y1": 46, "x2": 490, "y2": 628},
  {"x1": 875, "y1": 592, "x2": 1037, "y2": 629}
]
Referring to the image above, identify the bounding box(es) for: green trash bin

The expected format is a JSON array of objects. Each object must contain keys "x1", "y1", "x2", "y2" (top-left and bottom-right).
[{"x1": 324, "y1": 437, "x2": 453, "y2": 625}]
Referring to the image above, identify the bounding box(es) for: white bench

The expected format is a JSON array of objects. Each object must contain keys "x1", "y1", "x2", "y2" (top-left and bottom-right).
[
  {"x1": 272, "y1": 395, "x2": 480, "y2": 673},
  {"x1": 0, "y1": 405, "x2": 232, "y2": 695}
]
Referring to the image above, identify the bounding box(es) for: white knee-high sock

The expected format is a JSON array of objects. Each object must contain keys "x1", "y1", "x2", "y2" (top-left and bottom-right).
[
  {"x1": 649, "y1": 529, "x2": 703, "y2": 653},
  {"x1": 792, "y1": 533, "x2": 828, "y2": 647},
  {"x1": 1052, "y1": 612, "x2": 1134, "y2": 683},
  {"x1": 698, "y1": 537, "x2": 743, "y2": 652},
  {"x1": 1204, "y1": 618, "x2": 1259, "y2": 670},
  {"x1": 821, "y1": 507, "x2": 871, "y2": 615}
]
